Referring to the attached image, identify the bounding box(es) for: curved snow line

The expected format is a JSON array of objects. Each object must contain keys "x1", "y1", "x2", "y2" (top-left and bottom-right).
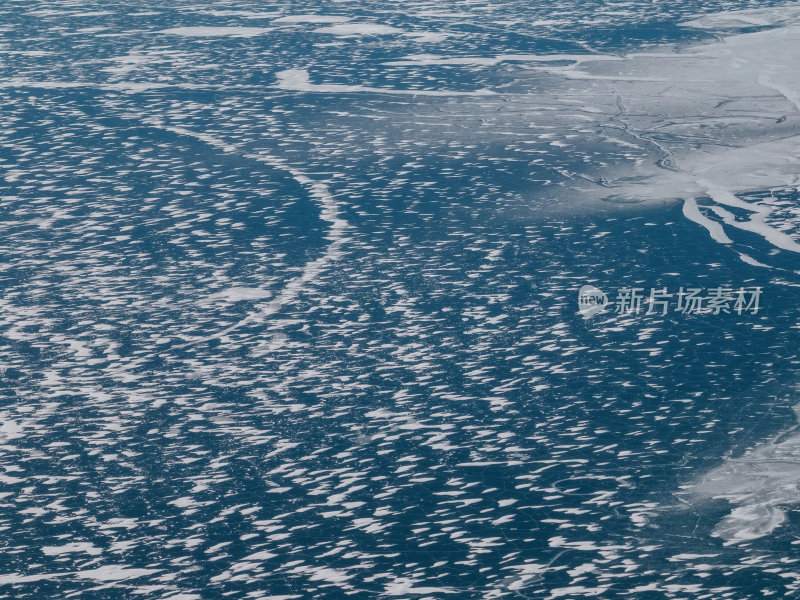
[{"x1": 142, "y1": 120, "x2": 349, "y2": 347}]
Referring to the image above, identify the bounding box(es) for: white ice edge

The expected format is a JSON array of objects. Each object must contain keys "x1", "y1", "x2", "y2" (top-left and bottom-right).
[
  {"x1": 275, "y1": 68, "x2": 495, "y2": 97},
  {"x1": 381, "y1": 53, "x2": 624, "y2": 67},
  {"x1": 681, "y1": 198, "x2": 732, "y2": 244},
  {"x1": 683, "y1": 405, "x2": 800, "y2": 543}
]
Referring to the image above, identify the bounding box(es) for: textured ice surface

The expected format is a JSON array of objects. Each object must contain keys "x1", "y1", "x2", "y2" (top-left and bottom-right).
[{"x1": 0, "y1": 1, "x2": 799, "y2": 599}]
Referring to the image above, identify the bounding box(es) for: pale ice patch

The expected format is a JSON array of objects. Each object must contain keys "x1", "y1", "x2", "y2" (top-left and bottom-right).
[
  {"x1": 276, "y1": 68, "x2": 495, "y2": 97},
  {"x1": 313, "y1": 23, "x2": 402, "y2": 36},
  {"x1": 548, "y1": 586, "x2": 609, "y2": 598},
  {"x1": 157, "y1": 27, "x2": 272, "y2": 37},
  {"x1": 0, "y1": 573, "x2": 64, "y2": 585},
  {"x1": 241, "y1": 550, "x2": 277, "y2": 561},
  {"x1": 683, "y1": 404, "x2": 800, "y2": 543},
  {"x1": 736, "y1": 252, "x2": 772, "y2": 268},
  {"x1": 191, "y1": 10, "x2": 281, "y2": 18},
  {"x1": 0, "y1": 79, "x2": 213, "y2": 94},
  {"x1": 42, "y1": 543, "x2": 103, "y2": 556},
  {"x1": 401, "y1": 32, "x2": 451, "y2": 43},
  {"x1": 75, "y1": 565, "x2": 159, "y2": 581},
  {"x1": 383, "y1": 53, "x2": 622, "y2": 67},
  {"x1": 0, "y1": 50, "x2": 52, "y2": 56},
  {"x1": 383, "y1": 577, "x2": 458, "y2": 595},
  {"x1": 713, "y1": 505, "x2": 787, "y2": 542},
  {"x1": 272, "y1": 15, "x2": 350, "y2": 24},
  {"x1": 169, "y1": 496, "x2": 200, "y2": 508},
  {"x1": 201, "y1": 287, "x2": 273, "y2": 304},
  {"x1": 415, "y1": 10, "x2": 473, "y2": 18},
  {"x1": 0, "y1": 417, "x2": 24, "y2": 440}
]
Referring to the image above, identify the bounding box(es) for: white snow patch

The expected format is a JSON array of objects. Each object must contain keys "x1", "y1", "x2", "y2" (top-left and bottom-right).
[
  {"x1": 276, "y1": 68, "x2": 495, "y2": 97},
  {"x1": 157, "y1": 27, "x2": 272, "y2": 37},
  {"x1": 42, "y1": 543, "x2": 102, "y2": 556},
  {"x1": 314, "y1": 23, "x2": 402, "y2": 36},
  {"x1": 202, "y1": 287, "x2": 273, "y2": 303},
  {"x1": 273, "y1": 15, "x2": 350, "y2": 24},
  {"x1": 75, "y1": 566, "x2": 158, "y2": 581}
]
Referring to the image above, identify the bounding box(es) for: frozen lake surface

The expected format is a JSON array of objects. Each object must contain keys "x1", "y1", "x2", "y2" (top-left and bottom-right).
[{"x1": 0, "y1": 1, "x2": 799, "y2": 598}]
